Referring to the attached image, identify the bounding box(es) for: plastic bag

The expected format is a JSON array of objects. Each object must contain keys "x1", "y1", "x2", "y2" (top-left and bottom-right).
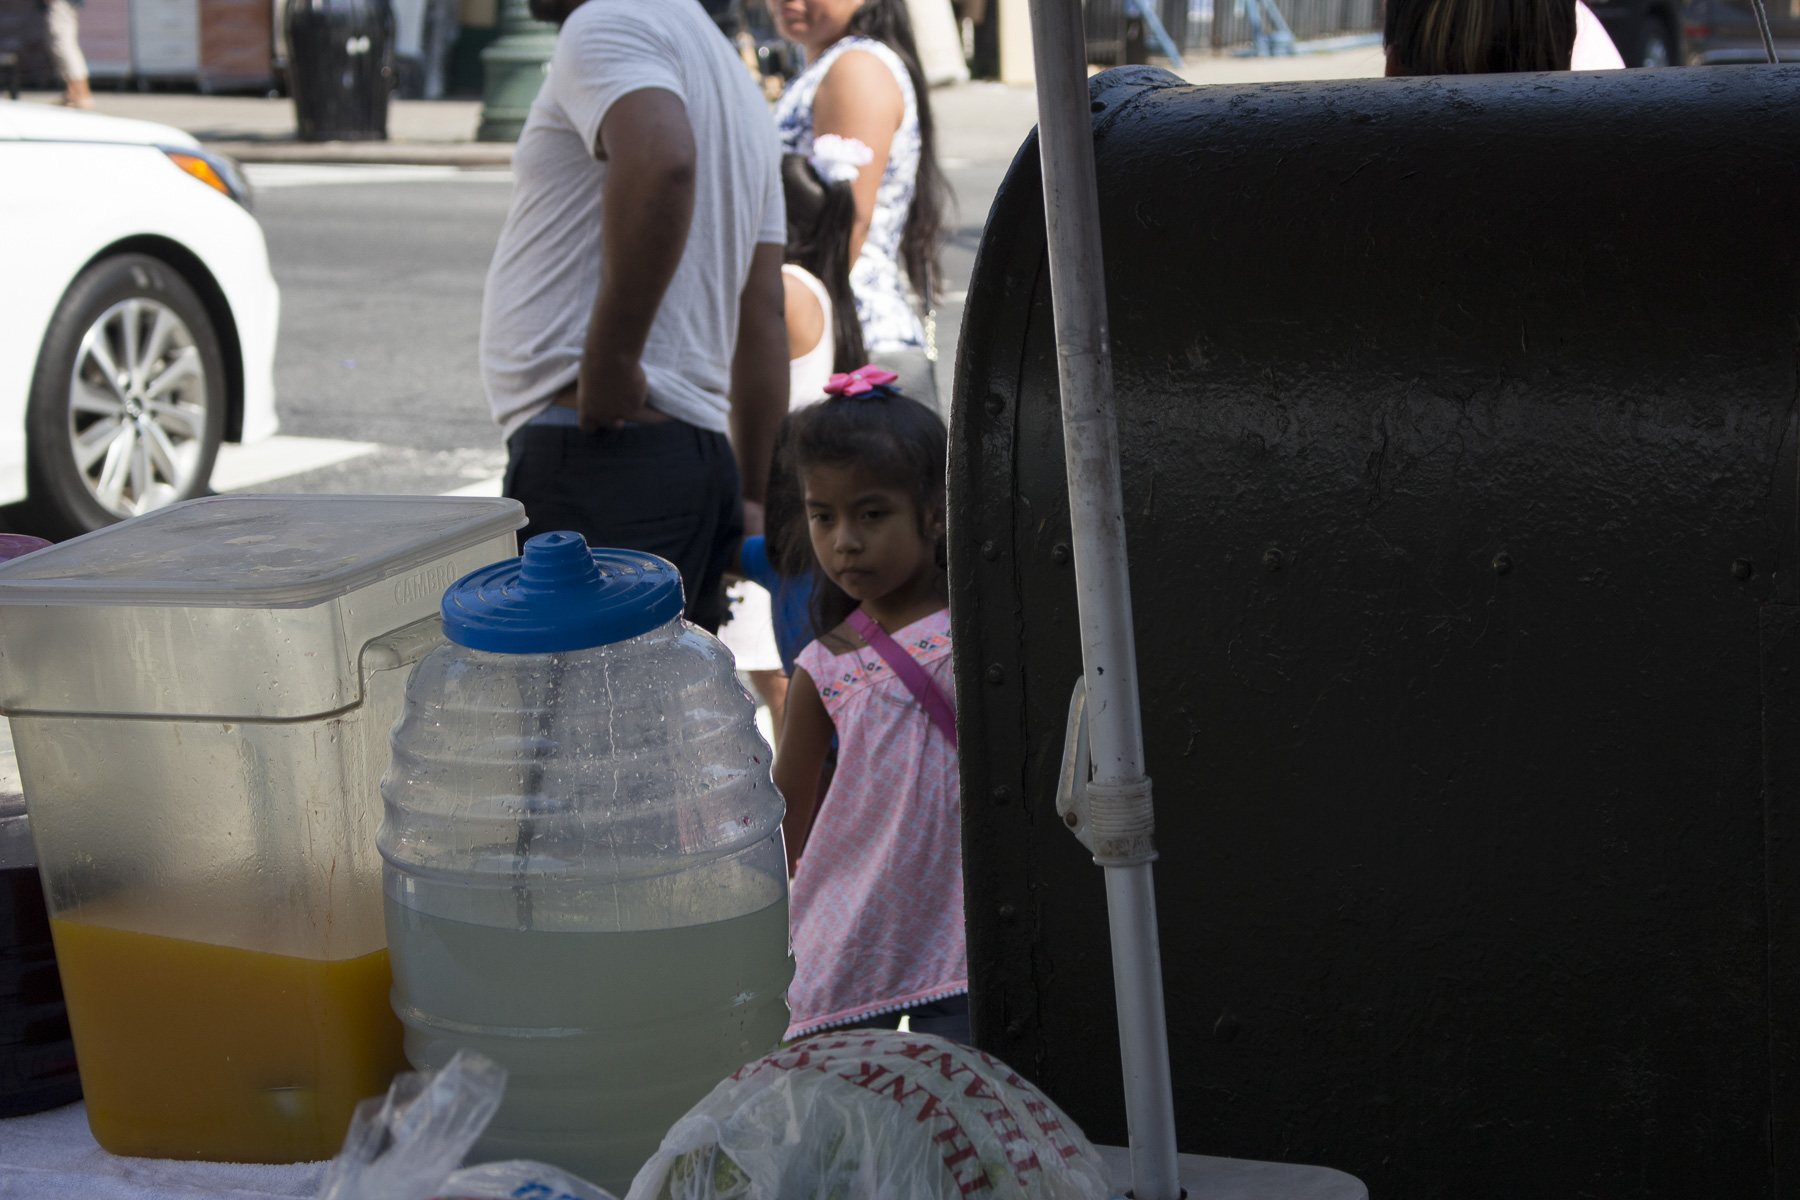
[
  {"x1": 438, "y1": 1160, "x2": 617, "y2": 1200},
  {"x1": 625, "y1": 1031, "x2": 1112, "y2": 1200},
  {"x1": 316, "y1": 1049, "x2": 616, "y2": 1200}
]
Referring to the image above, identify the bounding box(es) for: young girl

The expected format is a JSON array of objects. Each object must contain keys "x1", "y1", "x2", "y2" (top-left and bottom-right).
[{"x1": 771, "y1": 366, "x2": 967, "y2": 1043}]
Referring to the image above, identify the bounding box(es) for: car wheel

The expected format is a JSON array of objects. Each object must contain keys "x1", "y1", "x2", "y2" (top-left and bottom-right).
[
  {"x1": 21, "y1": 253, "x2": 226, "y2": 540},
  {"x1": 1638, "y1": 22, "x2": 1674, "y2": 66}
]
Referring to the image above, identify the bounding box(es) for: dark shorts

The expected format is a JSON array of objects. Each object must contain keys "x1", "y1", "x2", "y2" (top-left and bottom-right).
[
  {"x1": 503, "y1": 418, "x2": 743, "y2": 633},
  {"x1": 835, "y1": 994, "x2": 970, "y2": 1045}
]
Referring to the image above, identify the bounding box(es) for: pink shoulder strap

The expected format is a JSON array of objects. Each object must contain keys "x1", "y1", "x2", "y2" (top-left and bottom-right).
[{"x1": 845, "y1": 609, "x2": 958, "y2": 749}]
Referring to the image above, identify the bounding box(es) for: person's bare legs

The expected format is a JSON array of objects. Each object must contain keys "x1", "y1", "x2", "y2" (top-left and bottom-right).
[{"x1": 747, "y1": 669, "x2": 788, "y2": 749}]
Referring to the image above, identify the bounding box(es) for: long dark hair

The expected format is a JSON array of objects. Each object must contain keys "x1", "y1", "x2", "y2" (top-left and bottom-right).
[
  {"x1": 773, "y1": 385, "x2": 948, "y2": 639},
  {"x1": 783, "y1": 153, "x2": 867, "y2": 374},
  {"x1": 842, "y1": 0, "x2": 949, "y2": 306},
  {"x1": 1384, "y1": 0, "x2": 1575, "y2": 72}
]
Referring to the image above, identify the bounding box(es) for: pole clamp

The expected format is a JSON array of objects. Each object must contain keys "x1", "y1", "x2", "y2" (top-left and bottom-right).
[{"x1": 1056, "y1": 678, "x2": 1158, "y2": 867}]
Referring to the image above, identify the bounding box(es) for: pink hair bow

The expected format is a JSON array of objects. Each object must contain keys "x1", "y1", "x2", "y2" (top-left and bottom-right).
[{"x1": 823, "y1": 365, "x2": 900, "y2": 397}]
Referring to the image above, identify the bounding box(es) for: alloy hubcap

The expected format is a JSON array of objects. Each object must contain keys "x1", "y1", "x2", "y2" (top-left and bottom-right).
[{"x1": 66, "y1": 298, "x2": 209, "y2": 519}]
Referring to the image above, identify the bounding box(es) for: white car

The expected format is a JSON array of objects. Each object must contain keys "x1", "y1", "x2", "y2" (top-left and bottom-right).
[{"x1": 0, "y1": 101, "x2": 279, "y2": 540}]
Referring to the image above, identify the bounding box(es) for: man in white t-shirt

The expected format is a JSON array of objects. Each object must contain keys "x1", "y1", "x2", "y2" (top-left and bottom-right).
[{"x1": 479, "y1": 0, "x2": 788, "y2": 632}]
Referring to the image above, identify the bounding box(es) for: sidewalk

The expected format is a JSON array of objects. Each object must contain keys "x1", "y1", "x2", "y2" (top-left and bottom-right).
[
  {"x1": 1175, "y1": 40, "x2": 1386, "y2": 84},
  {"x1": 16, "y1": 46, "x2": 1383, "y2": 165},
  {"x1": 18, "y1": 91, "x2": 510, "y2": 164}
]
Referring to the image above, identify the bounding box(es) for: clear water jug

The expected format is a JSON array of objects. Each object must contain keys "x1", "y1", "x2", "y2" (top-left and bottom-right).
[{"x1": 381, "y1": 533, "x2": 792, "y2": 1195}]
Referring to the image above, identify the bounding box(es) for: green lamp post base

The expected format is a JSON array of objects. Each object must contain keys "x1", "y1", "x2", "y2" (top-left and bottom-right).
[{"x1": 477, "y1": 0, "x2": 556, "y2": 142}]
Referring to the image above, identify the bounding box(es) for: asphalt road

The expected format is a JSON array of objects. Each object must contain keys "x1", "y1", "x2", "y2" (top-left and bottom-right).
[{"x1": 231, "y1": 152, "x2": 1017, "y2": 498}]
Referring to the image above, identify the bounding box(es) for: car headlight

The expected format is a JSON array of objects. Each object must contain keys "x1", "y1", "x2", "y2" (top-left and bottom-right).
[{"x1": 158, "y1": 145, "x2": 253, "y2": 210}]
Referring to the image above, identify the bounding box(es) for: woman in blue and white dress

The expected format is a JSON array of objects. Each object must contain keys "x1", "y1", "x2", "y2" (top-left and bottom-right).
[{"x1": 771, "y1": 0, "x2": 949, "y2": 414}]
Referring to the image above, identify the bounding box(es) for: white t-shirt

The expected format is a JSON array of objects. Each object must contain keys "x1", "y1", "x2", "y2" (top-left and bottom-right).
[{"x1": 479, "y1": 0, "x2": 784, "y2": 439}]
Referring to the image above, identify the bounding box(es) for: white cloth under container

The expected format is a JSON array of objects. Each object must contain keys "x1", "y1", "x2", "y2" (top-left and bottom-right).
[
  {"x1": 0, "y1": 1102, "x2": 324, "y2": 1200},
  {"x1": 0, "y1": 1099, "x2": 1369, "y2": 1200}
]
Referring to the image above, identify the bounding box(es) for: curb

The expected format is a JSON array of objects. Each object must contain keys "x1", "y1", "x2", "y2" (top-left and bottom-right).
[{"x1": 201, "y1": 138, "x2": 514, "y2": 166}]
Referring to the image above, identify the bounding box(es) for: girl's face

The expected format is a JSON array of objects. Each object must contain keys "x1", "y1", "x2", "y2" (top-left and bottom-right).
[
  {"x1": 770, "y1": 0, "x2": 864, "y2": 54},
  {"x1": 803, "y1": 463, "x2": 943, "y2": 605}
]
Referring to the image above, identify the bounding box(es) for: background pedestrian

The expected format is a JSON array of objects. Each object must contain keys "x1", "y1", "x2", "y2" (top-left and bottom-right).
[
  {"x1": 769, "y1": 0, "x2": 950, "y2": 416},
  {"x1": 1384, "y1": 0, "x2": 1622, "y2": 72},
  {"x1": 479, "y1": 0, "x2": 790, "y2": 633},
  {"x1": 715, "y1": 134, "x2": 872, "y2": 735},
  {"x1": 43, "y1": 0, "x2": 91, "y2": 109}
]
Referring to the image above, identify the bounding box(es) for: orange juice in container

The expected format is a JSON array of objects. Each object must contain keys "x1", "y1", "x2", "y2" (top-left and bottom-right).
[{"x1": 0, "y1": 495, "x2": 522, "y2": 1162}]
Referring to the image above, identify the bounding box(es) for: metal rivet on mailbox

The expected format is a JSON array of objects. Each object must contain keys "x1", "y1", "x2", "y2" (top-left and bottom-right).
[
  {"x1": 1263, "y1": 548, "x2": 1284, "y2": 572},
  {"x1": 985, "y1": 395, "x2": 1005, "y2": 416},
  {"x1": 992, "y1": 785, "x2": 1012, "y2": 807},
  {"x1": 1733, "y1": 559, "x2": 1754, "y2": 581},
  {"x1": 1493, "y1": 551, "x2": 1512, "y2": 575},
  {"x1": 982, "y1": 540, "x2": 1000, "y2": 561},
  {"x1": 986, "y1": 664, "x2": 1004, "y2": 685},
  {"x1": 1051, "y1": 543, "x2": 1070, "y2": 565}
]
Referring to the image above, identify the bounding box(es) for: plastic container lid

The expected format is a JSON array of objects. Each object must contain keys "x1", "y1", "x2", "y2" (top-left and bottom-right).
[
  {"x1": 442, "y1": 532, "x2": 685, "y2": 654},
  {"x1": 0, "y1": 495, "x2": 525, "y2": 608}
]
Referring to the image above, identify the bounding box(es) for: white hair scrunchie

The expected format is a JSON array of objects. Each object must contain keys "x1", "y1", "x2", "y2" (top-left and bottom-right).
[{"x1": 808, "y1": 133, "x2": 874, "y2": 186}]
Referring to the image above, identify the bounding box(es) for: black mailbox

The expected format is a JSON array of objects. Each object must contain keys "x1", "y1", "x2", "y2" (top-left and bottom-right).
[{"x1": 951, "y1": 64, "x2": 1800, "y2": 1200}]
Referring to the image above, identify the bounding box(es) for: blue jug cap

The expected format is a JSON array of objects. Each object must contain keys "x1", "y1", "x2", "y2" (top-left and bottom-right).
[{"x1": 441, "y1": 532, "x2": 685, "y2": 654}]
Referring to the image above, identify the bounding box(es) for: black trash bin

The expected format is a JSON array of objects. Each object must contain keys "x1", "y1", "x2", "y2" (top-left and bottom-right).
[{"x1": 284, "y1": 0, "x2": 394, "y2": 142}]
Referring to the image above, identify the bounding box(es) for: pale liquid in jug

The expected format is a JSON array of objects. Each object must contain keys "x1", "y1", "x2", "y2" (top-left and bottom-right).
[
  {"x1": 386, "y1": 895, "x2": 793, "y2": 1195},
  {"x1": 50, "y1": 914, "x2": 407, "y2": 1162}
]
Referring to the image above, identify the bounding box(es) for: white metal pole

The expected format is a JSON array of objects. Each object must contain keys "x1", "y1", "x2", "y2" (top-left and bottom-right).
[{"x1": 1024, "y1": 2, "x2": 1182, "y2": 1198}]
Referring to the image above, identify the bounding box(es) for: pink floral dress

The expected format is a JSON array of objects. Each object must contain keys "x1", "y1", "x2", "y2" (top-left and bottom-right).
[{"x1": 786, "y1": 608, "x2": 966, "y2": 1038}]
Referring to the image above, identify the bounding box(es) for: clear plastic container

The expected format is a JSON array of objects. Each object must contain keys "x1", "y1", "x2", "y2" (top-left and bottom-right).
[
  {"x1": 0, "y1": 495, "x2": 524, "y2": 1162},
  {"x1": 381, "y1": 533, "x2": 792, "y2": 1196}
]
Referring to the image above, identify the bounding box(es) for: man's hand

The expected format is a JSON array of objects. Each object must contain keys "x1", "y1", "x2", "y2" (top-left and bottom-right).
[
  {"x1": 576, "y1": 87, "x2": 695, "y2": 433},
  {"x1": 574, "y1": 350, "x2": 661, "y2": 431}
]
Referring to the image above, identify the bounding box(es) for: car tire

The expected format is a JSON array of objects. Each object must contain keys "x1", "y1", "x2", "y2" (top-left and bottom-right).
[
  {"x1": 19, "y1": 253, "x2": 227, "y2": 541},
  {"x1": 1637, "y1": 20, "x2": 1675, "y2": 66}
]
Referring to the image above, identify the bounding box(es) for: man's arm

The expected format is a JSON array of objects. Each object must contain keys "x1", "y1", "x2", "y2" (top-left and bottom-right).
[
  {"x1": 730, "y1": 241, "x2": 789, "y2": 515},
  {"x1": 576, "y1": 87, "x2": 696, "y2": 433}
]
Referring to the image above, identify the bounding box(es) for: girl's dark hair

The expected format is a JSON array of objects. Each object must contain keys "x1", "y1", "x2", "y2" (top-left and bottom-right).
[
  {"x1": 773, "y1": 386, "x2": 948, "y2": 638},
  {"x1": 844, "y1": 0, "x2": 949, "y2": 305},
  {"x1": 1384, "y1": 0, "x2": 1576, "y2": 73},
  {"x1": 782, "y1": 153, "x2": 868, "y2": 373}
]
